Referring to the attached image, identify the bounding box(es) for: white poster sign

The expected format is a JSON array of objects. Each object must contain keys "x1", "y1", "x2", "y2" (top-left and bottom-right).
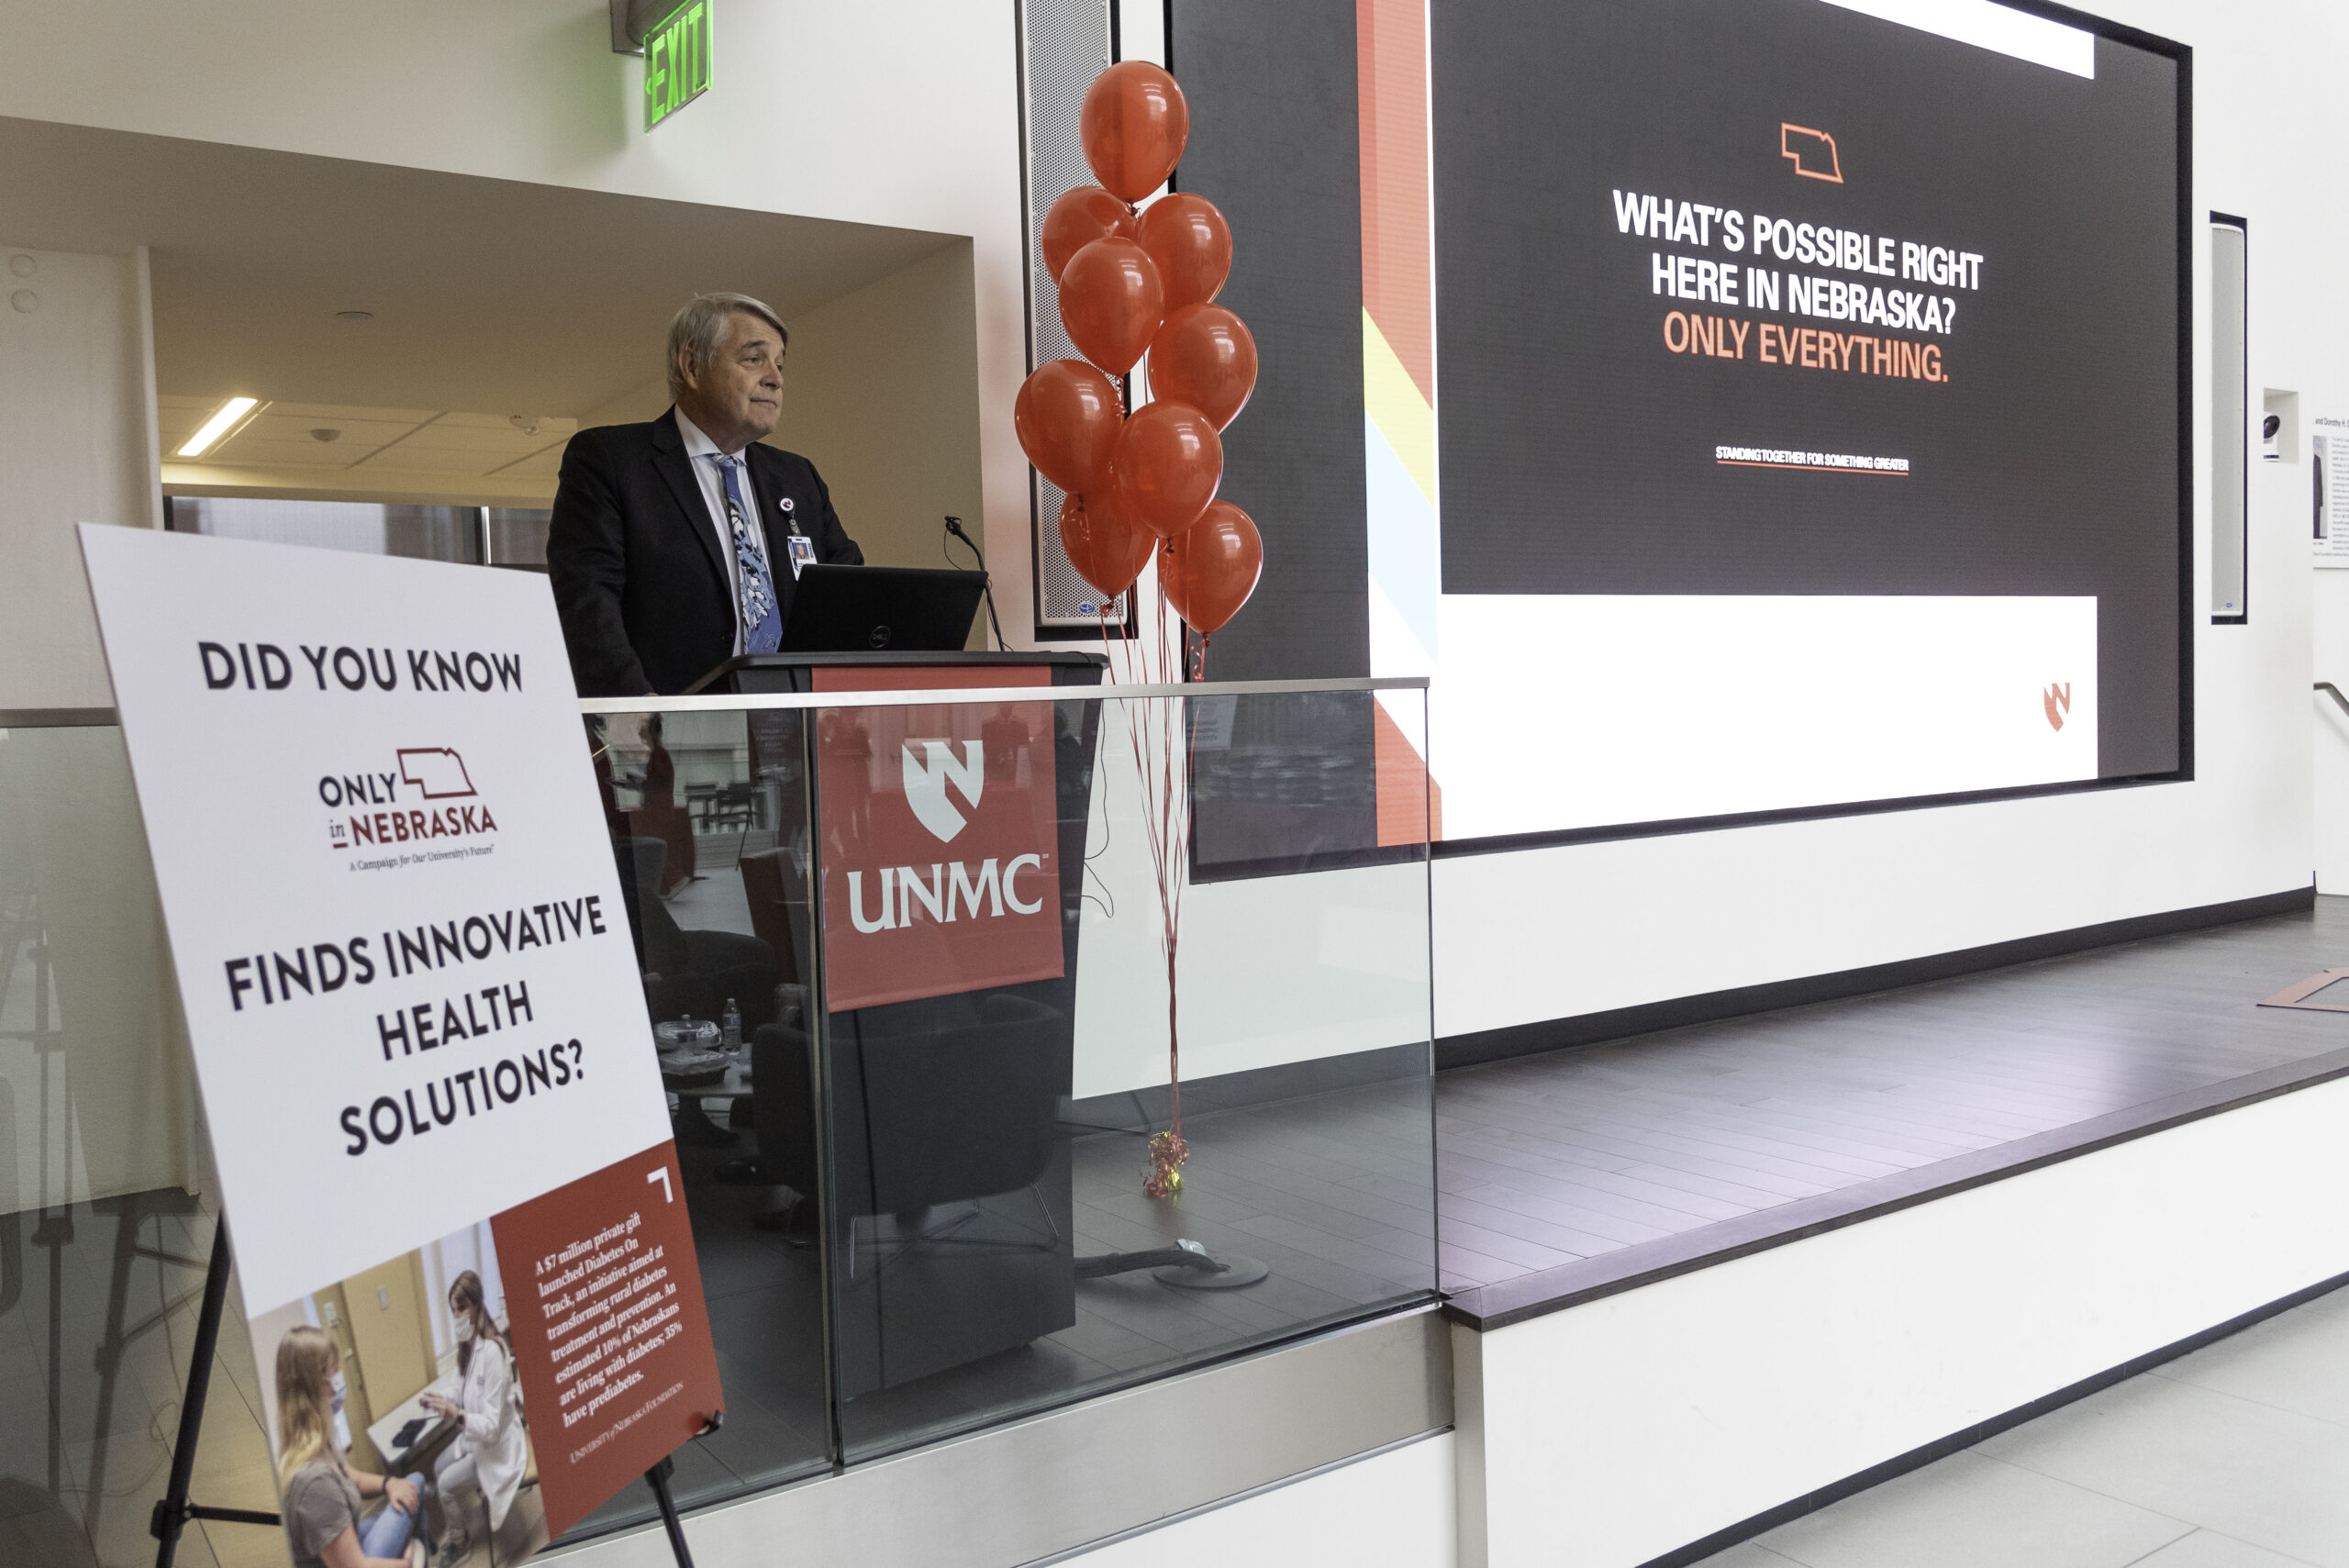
[
  {"x1": 2314, "y1": 417, "x2": 2349, "y2": 565},
  {"x1": 79, "y1": 528, "x2": 674, "y2": 1311}
]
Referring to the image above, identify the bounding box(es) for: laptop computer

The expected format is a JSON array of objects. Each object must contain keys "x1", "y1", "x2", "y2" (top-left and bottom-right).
[{"x1": 775, "y1": 564, "x2": 985, "y2": 653}]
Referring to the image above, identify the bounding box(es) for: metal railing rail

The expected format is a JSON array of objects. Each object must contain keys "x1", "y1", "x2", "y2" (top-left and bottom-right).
[
  {"x1": 0, "y1": 707, "x2": 120, "y2": 728},
  {"x1": 581, "y1": 674, "x2": 1431, "y2": 716},
  {"x1": 1, "y1": 677, "x2": 1431, "y2": 729}
]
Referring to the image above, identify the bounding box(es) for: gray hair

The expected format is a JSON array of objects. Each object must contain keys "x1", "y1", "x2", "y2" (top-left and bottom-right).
[{"x1": 666, "y1": 292, "x2": 788, "y2": 398}]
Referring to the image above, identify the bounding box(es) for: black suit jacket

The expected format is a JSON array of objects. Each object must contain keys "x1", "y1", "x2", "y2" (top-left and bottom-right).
[{"x1": 545, "y1": 412, "x2": 864, "y2": 695}]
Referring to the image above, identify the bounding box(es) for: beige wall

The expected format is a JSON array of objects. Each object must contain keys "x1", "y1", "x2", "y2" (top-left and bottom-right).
[
  {"x1": 577, "y1": 244, "x2": 990, "y2": 644},
  {"x1": 775, "y1": 242, "x2": 988, "y2": 644},
  {"x1": 0, "y1": 243, "x2": 161, "y2": 710},
  {"x1": 343, "y1": 1251, "x2": 438, "y2": 1417}
]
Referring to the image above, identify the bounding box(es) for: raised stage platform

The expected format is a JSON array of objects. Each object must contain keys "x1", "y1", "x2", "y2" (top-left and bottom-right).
[
  {"x1": 1440, "y1": 888, "x2": 2349, "y2": 1568},
  {"x1": 1439, "y1": 889, "x2": 2349, "y2": 1328}
]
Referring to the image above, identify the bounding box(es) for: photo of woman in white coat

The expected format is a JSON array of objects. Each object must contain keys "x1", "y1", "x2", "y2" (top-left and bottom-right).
[{"x1": 422, "y1": 1270, "x2": 529, "y2": 1563}]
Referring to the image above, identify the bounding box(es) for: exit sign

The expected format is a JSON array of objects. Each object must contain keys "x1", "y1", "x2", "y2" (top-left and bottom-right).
[{"x1": 643, "y1": 0, "x2": 711, "y2": 130}]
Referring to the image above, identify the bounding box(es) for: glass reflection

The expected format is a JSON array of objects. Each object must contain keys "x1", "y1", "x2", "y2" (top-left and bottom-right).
[
  {"x1": 807, "y1": 687, "x2": 1435, "y2": 1461},
  {"x1": 566, "y1": 707, "x2": 829, "y2": 1540}
]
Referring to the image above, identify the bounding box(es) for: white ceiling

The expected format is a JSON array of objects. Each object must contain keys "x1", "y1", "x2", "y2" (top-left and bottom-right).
[
  {"x1": 159, "y1": 399, "x2": 576, "y2": 489},
  {"x1": 0, "y1": 114, "x2": 963, "y2": 499}
]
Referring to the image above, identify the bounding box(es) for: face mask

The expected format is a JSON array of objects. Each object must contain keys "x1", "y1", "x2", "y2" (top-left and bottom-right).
[
  {"x1": 328, "y1": 1371, "x2": 352, "y2": 1451},
  {"x1": 455, "y1": 1316, "x2": 475, "y2": 1343}
]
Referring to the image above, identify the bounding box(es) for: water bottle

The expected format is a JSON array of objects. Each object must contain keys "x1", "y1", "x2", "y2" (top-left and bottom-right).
[{"x1": 721, "y1": 997, "x2": 741, "y2": 1053}]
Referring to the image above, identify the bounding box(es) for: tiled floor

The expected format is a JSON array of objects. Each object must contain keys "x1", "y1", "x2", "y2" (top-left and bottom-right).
[{"x1": 1695, "y1": 1280, "x2": 2349, "y2": 1568}]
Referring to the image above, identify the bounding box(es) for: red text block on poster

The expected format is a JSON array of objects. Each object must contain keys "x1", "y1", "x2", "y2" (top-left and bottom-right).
[
  {"x1": 491, "y1": 1140, "x2": 722, "y2": 1539},
  {"x1": 814, "y1": 666, "x2": 1063, "y2": 1011}
]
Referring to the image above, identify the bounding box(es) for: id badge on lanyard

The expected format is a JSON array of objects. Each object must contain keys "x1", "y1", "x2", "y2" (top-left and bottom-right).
[{"x1": 780, "y1": 495, "x2": 815, "y2": 579}]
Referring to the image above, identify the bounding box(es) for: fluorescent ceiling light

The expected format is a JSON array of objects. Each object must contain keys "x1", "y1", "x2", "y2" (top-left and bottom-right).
[
  {"x1": 1815, "y1": 0, "x2": 2096, "y2": 79},
  {"x1": 177, "y1": 396, "x2": 260, "y2": 458}
]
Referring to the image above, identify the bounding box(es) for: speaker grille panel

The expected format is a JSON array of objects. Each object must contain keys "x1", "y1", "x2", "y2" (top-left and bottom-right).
[{"x1": 1020, "y1": 0, "x2": 1124, "y2": 627}]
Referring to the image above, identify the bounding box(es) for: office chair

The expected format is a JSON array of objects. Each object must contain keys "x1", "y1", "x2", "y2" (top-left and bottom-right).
[
  {"x1": 611, "y1": 838, "x2": 778, "y2": 1030},
  {"x1": 832, "y1": 993, "x2": 1067, "y2": 1277},
  {"x1": 735, "y1": 847, "x2": 806, "y2": 991}
]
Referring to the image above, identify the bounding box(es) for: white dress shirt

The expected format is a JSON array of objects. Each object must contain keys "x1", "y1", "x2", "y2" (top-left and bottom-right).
[{"x1": 674, "y1": 407, "x2": 759, "y2": 656}]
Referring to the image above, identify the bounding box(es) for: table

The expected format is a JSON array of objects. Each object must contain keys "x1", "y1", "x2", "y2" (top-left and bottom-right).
[
  {"x1": 663, "y1": 1057, "x2": 751, "y2": 1147},
  {"x1": 365, "y1": 1374, "x2": 461, "y2": 1479}
]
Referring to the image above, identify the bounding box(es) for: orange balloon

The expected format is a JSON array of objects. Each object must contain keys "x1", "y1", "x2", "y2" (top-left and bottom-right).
[
  {"x1": 1162, "y1": 501, "x2": 1262, "y2": 635},
  {"x1": 1136, "y1": 194, "x2": 1232, "y2": 310},
  {"x1": 1057, "y1": 487, "x2": 1156, "y2": 601},
  {"x1": 1115, "y1": 400, "x2": 1222, "y2": 539},
  {"x1": 1081, "y1": 61, "x2": 1190, "y2": 204},
  {"x1": 1016, "y1": 361, "x2": 1123, "y2": 495},
  {"x1": 1058, "y1": 238, "x2": 1163, "y2": 375},
  {"x1": 1147, "y1": 305, "x2": 1257, "y2": 431},
  {"x1": 1041, "y1": 185, "x2": 1136, "y2": 284}
]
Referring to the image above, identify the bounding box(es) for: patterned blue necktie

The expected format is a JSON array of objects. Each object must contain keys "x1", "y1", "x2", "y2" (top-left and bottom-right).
[{"x1": 717, "y1": 456, "x2": 782, "y2": 654}]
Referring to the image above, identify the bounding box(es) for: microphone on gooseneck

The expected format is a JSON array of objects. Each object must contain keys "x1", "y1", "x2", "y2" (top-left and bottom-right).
[{"x1": 943, "y1": 516, "x2": 1008, "y2": 651}]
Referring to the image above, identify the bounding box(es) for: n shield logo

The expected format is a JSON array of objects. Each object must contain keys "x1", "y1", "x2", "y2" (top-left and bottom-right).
[
  {"x1": 902, "y1": 740, "x2": 983, "y2": 842},
  {"x1": 2043, "y1": 683, "x2": 2072, "y2": 731}
]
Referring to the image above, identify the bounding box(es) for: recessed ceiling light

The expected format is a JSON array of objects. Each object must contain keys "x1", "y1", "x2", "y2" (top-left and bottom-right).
[
  {"x1": 335, "y1": 309, "x2": 374, "y2": 323},
  {"x1": 177, "y1": 396, "x2": 260, "y2": 458},
  {"x1": 309, "y1": 428, "x2": 342, "y2": 443},
  {"x1": 508, "y1": 416, "x2": 543, "y2": 436}
]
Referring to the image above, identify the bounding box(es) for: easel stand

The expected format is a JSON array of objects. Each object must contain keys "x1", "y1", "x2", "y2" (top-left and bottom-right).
[
  {"x1": 641, "y1": 1411, "x2": 722, "y2": 1568},
  {"x1": 644, "y1": 1456, "x2": 697, "y2": 1568},
  {"x1": 150, "y1": 1219, "x2": 280, "y2": 1568}
]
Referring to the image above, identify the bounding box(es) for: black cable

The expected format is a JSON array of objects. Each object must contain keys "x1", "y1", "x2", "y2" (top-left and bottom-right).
[{"x1": 942, "y1": 517, "x2": 1008, "y2": 651}]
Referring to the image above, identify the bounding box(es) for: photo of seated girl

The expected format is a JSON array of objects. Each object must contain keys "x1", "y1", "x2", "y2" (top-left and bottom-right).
[
  {"x1": 249, "y1": 1227, "x2": 546, "y2": 1568},
  {"x1": 273, "y1": 1325, "x2": 427, "y2": 1568}
]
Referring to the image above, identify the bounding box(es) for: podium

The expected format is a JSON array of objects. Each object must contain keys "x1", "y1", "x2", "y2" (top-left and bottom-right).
[{"x1": 677, "y1": 650, "x2": 1105, "y2": 1406}]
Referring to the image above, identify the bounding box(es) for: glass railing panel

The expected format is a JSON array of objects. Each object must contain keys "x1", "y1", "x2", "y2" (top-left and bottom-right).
[
  {"x1": 561, "y1": 705, "x2": 832, "y2": 1541},
  {"x1": 807, "y1": 682, "x2": 1436, "y2": 1462},
  {"x1": 0, "y1": 717, "x2": 230, "y2": 1568},
  {"x1": 0, "y1": 682, "x2": 1433, "y2": 1556}
]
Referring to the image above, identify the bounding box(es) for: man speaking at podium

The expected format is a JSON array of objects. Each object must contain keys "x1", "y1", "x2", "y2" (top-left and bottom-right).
[{"x1": 547, "y1": 293, "x2": 863, "y2": 696}]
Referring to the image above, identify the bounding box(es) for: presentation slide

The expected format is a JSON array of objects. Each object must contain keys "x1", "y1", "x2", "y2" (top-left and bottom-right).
[{"x1": 1419, "y1": 0, "x2": 2186, "y2": 841}]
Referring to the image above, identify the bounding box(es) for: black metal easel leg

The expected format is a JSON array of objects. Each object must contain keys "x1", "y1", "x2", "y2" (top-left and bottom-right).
[
  {"x1": 150, "y1": 1218, "x2": 280, "y2": 1568},
  {"x1": 645, "y1": 1456, "x2": 696, "y2": 1568}
]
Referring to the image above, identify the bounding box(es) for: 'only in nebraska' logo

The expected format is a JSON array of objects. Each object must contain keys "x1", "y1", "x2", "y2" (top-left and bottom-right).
[
  {"x1": 2043, "y1": 683, "x2": 2072, "y2": 732},
  {"x1": 322, "y1": 748, "x2": 498, "y2": 849},
  {"x1": 398, "y1": 747, "x2": 476, "y2": 798}
]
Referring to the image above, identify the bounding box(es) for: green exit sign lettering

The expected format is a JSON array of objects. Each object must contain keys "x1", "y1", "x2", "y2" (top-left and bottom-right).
[{"x1": 643, "y1": 0, "x2": 712, "y2": 130}]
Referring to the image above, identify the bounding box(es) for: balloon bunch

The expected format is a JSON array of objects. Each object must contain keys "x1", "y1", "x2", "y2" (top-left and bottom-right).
[
  {"x1": 1015, "y1": 61, "x2": 1265, "y2": 646},
  {"x1": 1014, "y1": 62, "x2": 1266, "y2": 1200}
]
